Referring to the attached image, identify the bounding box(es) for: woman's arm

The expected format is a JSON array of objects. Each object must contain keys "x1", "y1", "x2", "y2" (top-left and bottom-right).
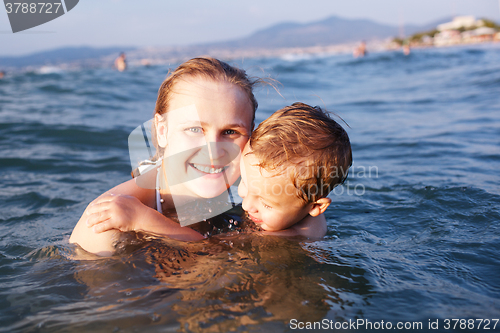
[
  {"x1": 69, "y1": 177, "x2": 204, "y2": 256},
  {"x1": 85, "y1": 193, "x2": 205, "y2": 240},
  {"x1": 70, "y1": 206, "x2": 122, "y2": 257}
]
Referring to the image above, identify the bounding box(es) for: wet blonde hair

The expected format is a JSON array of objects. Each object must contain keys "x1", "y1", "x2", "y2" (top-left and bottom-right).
[{"x1": 249, "y1": 102, "x2": 352, "y2": 203}]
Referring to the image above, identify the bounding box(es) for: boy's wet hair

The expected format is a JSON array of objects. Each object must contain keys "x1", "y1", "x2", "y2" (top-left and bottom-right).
[
  {"x1": 152, "y1": 57, "x2": 260, "y2": 159},
  {"x1": 249, "y1": 102, "x2": 352, "y2": 203}
]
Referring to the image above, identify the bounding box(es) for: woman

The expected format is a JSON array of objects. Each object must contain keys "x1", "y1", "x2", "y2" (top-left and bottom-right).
[{"x1": 70, "y1": 57, "x2": 260, "y2": 256}]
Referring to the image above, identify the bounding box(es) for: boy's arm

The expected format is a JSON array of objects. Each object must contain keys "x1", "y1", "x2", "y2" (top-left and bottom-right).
[{"x1": 261, "y1": 214, "x2": 327, "y2": 238}]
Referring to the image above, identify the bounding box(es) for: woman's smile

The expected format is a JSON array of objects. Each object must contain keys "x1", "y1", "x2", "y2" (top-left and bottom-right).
[{"x1": 189, "y1": 163, "x2": 228, "y2": 175}]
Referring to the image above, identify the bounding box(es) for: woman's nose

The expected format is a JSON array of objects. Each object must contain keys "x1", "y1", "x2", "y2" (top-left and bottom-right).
[
  {"x1": 202, "y1": 132, "x2": 226, "y2": 161},
  {"x1": 207, "y1": 142, "x2": 226, "y2": 161}
]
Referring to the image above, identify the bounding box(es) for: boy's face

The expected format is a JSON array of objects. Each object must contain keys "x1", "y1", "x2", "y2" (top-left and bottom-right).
[{"x1": 238, "y1": 142, "x2": 314, "y2": 231}]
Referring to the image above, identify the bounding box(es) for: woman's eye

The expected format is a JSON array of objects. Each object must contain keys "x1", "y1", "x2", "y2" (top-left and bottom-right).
[
  {"x1": 224, "y1": 129, "x2": 238, "y2": 135},
  {"x1": 186, "y1": 127, "x2": 203, "y2": 134}
]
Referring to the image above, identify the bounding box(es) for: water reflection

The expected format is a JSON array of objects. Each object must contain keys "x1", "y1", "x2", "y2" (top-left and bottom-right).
[{"x1": 70, "y1": 234, "x2": 373, "y2": 332}]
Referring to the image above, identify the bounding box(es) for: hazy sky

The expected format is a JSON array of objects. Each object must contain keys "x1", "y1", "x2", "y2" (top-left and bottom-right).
[{"x1": 1, "y1": 0, "x2": 499, "y2": 56}]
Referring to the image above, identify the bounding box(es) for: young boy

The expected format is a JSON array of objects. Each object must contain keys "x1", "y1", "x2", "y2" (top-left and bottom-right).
[{"x1": 237, "y1": 102, "x2": 352, "y2": 238}]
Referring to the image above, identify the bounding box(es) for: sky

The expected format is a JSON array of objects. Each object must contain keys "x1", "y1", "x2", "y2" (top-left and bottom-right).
[{"x1": 1, "y1": 0, "x2": 499, "y2": 56}]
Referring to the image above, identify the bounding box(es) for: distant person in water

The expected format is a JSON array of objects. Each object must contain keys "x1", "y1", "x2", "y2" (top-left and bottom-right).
[
  {"x1": 403, "y1": 44, "x2": 411, "y2": 56},
  {"x1": 353, "y1": 41, "x2": 367, "y2": 58},
  {"x1": 0, "y1": 71, "x2": 5, "y2": 79},
  {"x1": 114, "y1": 52, "x2": 127, "y2": 72}
]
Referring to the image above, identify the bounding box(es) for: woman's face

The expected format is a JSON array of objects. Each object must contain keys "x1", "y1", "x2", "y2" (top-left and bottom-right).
[{"x1": 156, "y1": 76, "x2": 253, "y2": 199}]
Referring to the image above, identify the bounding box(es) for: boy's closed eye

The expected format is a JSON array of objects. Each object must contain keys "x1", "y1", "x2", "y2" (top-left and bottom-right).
[{"x1": 260, "y1": 199, "x2": 273, "y2": 210}]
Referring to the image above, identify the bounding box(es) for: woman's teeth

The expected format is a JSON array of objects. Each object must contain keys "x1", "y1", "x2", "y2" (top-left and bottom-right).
[{"x1": 191, "y1": 163, "x2": 226, "y2": 174}]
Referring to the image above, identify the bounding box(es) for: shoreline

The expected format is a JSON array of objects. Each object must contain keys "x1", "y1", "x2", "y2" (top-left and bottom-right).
[{"x1": 2, "y1": 39, "x2": 500, "y2": 74}]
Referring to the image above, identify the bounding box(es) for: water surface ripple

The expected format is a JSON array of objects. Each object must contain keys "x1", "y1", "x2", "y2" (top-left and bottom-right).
[{"x1": 0, "y1": 45, "x2": 499, "y2": 332}]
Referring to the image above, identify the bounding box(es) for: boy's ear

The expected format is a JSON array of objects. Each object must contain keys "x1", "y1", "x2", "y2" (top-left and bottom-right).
[
  {"x1": 308, "y1": 197, "x2": 331, "y2": 217},
  {"x1": 155, "y1": 114, "x2": 167, "y2": 148}
]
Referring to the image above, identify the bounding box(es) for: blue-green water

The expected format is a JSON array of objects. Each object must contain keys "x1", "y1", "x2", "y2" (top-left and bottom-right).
[{"x1": 1, "y1": 45, "x2": 499, "y2": 332}]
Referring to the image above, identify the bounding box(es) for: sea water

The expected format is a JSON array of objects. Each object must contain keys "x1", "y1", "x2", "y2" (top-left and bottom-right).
[{"x1": 0, "y1": 44, "x2": 499, "y2": 332}]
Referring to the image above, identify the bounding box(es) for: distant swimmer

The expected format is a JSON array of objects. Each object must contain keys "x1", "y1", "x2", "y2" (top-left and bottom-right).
[
  {"x1": 0, "y1": 71, "x2": 5, "y2": 79},
  {"x1": 353, "y1": 41, "x2": 367, "y2": 58},
  {"x1": 403, "y1": 44, "x2": 411, "y2": 56},
  {"x1": 114, "y1": 52, "x2": 127, "y2": 72}
]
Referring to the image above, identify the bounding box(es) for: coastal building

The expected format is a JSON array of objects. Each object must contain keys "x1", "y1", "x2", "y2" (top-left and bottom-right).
[
  {"x1": 402, "y1": 16, "x2": 499, "y2": 48},
  {"x1": 433, "y1": 30, "x2": 462, "y2": 46},
  {"x1": 437, "y1": 16, "x2": 482, "y2": 31}
]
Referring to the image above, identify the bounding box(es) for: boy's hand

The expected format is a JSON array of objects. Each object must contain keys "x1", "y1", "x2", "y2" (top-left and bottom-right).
[{"x1": 85, "y1": 193, "x2": 145, "y2": 233}]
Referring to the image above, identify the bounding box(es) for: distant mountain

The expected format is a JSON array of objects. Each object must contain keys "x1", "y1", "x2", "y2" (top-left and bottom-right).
[
  {"x1": 0, "y1": 46, "x2": 135, "y2": 68},
  {"x1": 208, "y1": 15, "x2": 452, "y2": 49}
]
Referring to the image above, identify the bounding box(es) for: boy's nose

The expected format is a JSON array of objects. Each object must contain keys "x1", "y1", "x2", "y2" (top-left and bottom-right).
[
  {"x1": 241, "y1": 198, "x2": 257, "y2": 214},
  {"x1": 241, "y1": 195, "x2": 258, "y2": 214}
]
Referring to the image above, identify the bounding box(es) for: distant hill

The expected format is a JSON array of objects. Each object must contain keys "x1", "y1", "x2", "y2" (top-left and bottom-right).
[
  {"x1": 208, "y1": 15, "x2": 452, "y2": 49},
  {"x1": 0, "y1": 46, "x2": 135, "y2": 68}
]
